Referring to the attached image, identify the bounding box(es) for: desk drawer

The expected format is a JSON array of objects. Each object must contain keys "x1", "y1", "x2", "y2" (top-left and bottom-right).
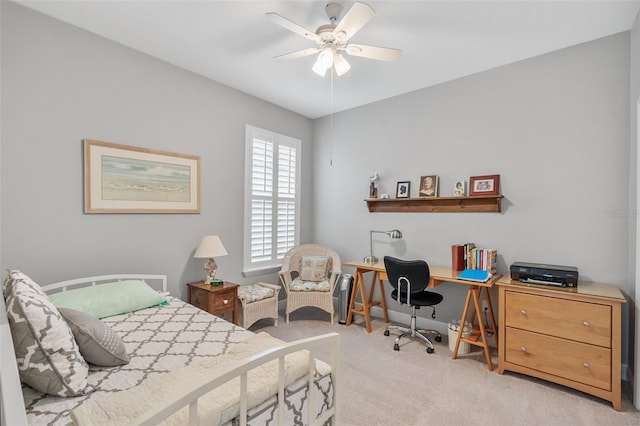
[
  {"x1": 505, "y1": 291, "x2": 611, "y2": 347},
  {"x1": 505, "y1": 327, "x2": 611, "y2": 390}
]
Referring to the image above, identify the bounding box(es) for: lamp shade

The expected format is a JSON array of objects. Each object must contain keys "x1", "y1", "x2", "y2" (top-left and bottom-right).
[{"x1": 194, "y1": 236, "x2": 228, "y2": 258}]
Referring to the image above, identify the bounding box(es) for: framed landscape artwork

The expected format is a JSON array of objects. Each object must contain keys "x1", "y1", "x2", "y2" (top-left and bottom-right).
[
  {"x1": 469, "y1": 174, "x2": 500, "y2": 196},
  {"x1": 83, "y1": 139, "x2": 201, "y2": 213}
]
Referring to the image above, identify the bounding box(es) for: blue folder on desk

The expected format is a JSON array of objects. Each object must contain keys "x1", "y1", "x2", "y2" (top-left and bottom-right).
[{"x1": 457, "y1": 269, "x2": 492, "y2": 283}]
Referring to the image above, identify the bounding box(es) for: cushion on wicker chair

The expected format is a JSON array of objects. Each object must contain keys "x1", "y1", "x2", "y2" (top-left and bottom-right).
[
  {"x1": 290, "y1": 278, "x2": 331, "y2": 292},
  {"x1": 300, "y1": 256, "x2": 330, "y2": 281},
  {"x1": 238, "y1": 284, "x2": 275, "y2": 304}
]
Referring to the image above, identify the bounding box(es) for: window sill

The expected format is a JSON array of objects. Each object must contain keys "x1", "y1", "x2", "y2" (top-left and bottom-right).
[{"x1": 242, "y1": 265, "x2": 281, "y2": 278}]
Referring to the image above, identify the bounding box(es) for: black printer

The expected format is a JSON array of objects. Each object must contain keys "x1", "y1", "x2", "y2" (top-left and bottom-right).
[{"x1": 510, "y1": 261, "x2": 579, "y2": 288}]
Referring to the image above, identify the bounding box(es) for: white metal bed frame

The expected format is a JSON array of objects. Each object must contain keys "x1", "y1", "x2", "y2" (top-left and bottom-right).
[{"x1": 0, "y1": 274, "x2": 339, "y2": 425}]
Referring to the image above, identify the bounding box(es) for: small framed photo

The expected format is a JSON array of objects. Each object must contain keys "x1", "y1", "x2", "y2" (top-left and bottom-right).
[
  {"x1": 453, "y1": 180, "x2": 466, "y2": 197},
  {"x1": 469, "y1": 174, "x2": 500, "y2": 196},
  {"x1": 396, "y1": 181, "x2": 410, "y2": 198},
  {"x1": 419, "y1": 175, "x2": 438, "y2": 197}
]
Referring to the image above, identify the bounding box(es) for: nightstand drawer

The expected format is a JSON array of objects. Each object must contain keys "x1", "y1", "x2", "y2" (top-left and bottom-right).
[
  {"x1": 189, "y1": 287, "x2": 209, "y2": 311},
  {"x1": 212, "y1": 289, "x2": 236, "y2": 313},
  {"x1": 505, "y1": 291, "x2": 611, "y2": 346},
  {"x1": 505, "y1": 327, "x2": 611, "y2": 390}
]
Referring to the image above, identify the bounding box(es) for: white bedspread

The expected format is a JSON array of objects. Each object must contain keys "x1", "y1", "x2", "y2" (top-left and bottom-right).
[{"x1": 71, "y1": 332, "x2": 311, "y2": 425}]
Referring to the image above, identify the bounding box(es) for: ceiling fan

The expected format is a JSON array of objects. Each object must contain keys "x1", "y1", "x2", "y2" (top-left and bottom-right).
[{"x1": 266, "y1": 2, "x2": 402, "y2": 77}]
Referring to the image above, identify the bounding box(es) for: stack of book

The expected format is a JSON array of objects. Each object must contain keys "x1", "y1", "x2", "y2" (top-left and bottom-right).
[{"x1": 451, "y1": 243, "x2": 497, "y2": 274}]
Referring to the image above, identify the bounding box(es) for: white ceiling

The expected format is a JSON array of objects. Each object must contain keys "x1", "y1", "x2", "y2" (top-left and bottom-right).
[{"x1": 15, "y1": 0, "x2": 640, "y2": 119}]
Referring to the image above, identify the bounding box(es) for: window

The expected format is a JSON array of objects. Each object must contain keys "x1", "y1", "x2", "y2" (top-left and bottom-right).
[{"x1": 243, "y1": 125, "x2": 301, "y2": 276}]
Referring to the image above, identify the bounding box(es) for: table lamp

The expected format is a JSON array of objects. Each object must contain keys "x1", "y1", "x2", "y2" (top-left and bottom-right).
[
  {"x1": 364, "y1": 229, "x2": 403, "y2": 264},
  {"x1": 194, "y1": 235, "x2": 228, "y2": 285}
]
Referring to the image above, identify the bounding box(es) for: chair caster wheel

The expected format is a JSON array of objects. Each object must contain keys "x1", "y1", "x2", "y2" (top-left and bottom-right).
[
  {"x1": 435, "y1": 335, "x2": 442, "y2": 342},
  {"x1": 394, "y1": 343, "x2": 400, "y2": 351},
  {"x1": 384, "y1": 330, "x2": 390, "y2": 336},
  {"x1": 427, "y1": 347, "x2": 434, "y2": 354}
]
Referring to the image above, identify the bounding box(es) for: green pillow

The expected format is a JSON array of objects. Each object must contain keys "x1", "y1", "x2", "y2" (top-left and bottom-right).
[{"x1": 49, "y1": 280, "x2": 168, "y2": 319}]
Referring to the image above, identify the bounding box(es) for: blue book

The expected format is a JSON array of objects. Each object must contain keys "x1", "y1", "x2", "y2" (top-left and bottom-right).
[{"x1": 457, "y1": 269, "x2": 492, "y2": 282}]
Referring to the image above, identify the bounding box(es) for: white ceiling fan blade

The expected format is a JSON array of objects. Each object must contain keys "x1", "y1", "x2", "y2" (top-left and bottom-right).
[
  {"x1": 266, "y1": 12, "x2": 321, "y2": 44},
  {"x1": 332, "y1": 2, "x2": 375, "y2": 42},
  {"x1": 345, "y1": 44, "x2": 402, "y2": 62},
  {"x1": 273, "y1": 47, "x2": 320, "y2": 61}
]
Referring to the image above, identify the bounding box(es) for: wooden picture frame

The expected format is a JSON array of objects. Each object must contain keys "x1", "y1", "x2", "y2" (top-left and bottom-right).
[
  {"x1": 84, "y1": 139, "x2": 201, "y2": 213},
  {"x1": 419, "y1": 175, "x2": 438, "y2": 197},
  {"x1": 396, "y1": 181, "x2": 410, "y2": 198},
  {"x1": 469, "y1": 174, "x2": 500, "y2": 196}
]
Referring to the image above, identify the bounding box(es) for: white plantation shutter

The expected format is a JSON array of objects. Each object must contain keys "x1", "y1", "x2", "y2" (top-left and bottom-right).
[{"x1": 244, "y1": 126, "x2": 300, "y2": 274}]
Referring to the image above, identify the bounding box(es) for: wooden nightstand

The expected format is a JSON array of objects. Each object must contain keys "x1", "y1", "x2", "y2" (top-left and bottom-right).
[{"x1": 187, "y1": 281, "x2": 239, "y2": 325}]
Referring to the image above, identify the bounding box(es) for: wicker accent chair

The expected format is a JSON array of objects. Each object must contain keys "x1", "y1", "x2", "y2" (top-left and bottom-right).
[{"x1": 278, "y1": 244, "x2": 342, "y2": 324}]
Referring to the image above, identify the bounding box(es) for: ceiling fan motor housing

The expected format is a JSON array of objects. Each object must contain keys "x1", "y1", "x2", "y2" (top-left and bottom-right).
[{"x1": 325, "y1": 3, "x2": 343, "y2": 23}]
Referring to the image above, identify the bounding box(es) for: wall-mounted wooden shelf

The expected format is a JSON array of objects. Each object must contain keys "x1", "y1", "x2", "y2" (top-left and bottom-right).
[{"x1": 365, "y1": 195, "x2": 503, "y2": 213}]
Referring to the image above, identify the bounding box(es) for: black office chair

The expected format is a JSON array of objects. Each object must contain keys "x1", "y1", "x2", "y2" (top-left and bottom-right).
[{"x1": 383, "y1": 256, "x2": 443, "y2": 353}]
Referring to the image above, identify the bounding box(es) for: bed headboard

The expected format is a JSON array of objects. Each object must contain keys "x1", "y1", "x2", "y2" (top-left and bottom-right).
[
  {"x1": 0, "y1": 274, "x2": 168, "y2": 425},
  {"x1": 42, "y1": 274, "x2": 168, "y2": 294}
]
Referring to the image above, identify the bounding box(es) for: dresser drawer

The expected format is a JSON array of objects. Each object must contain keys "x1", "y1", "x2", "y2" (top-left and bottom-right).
[
  {"x1": 212, "y1": 289, "x2": 236, "y2": 313},
  {"x1": 505, "y1": 327, "x2": 611, "y2": 390},
  {"x1": 505, "y1": 291, "x2": 611, "y2": 347}
]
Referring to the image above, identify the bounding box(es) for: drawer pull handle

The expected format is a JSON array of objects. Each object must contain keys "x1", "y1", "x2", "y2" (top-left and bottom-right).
[
  {"x1": 223, "y1": 299, "x2": 229, "y2": 305},
  {"x1": 583, "y1": 321, "x2": 590, "y2": 327},
  {"x1": 520, "y1": 346, "x2": 527, "y2": 353},
  {"x1": 520, "y1": 310, "x2": 526, "y2": 316},
  {"x1": 583, "y1": 362, "x2": 589, "y2": 368}
]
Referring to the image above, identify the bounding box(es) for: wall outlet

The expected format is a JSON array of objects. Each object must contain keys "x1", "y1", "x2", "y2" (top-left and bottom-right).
[{"x1": 482, "y1": 300, "x2": 489, "y2": 312}]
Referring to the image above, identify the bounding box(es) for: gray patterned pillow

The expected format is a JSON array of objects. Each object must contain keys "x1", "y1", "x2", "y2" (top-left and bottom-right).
[
  {"x1": 59, "y1": 308, "x2": 130, "y2": 366},
  {"x1": 5, "y1": 271, "x2": 88, "y2": 396}
]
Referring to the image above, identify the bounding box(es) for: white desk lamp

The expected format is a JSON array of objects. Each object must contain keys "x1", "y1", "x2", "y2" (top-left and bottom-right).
[{"x1": 194, "y1": 236, "x2": 228, "y2": 285}]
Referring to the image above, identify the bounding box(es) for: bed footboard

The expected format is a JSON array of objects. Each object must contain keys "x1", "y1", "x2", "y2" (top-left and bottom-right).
[{"x1": 135, "y1": 332, "x2": 340, "y2": 426}]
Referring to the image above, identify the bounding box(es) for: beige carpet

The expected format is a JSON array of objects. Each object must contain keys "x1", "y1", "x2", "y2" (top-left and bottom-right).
[{"x1": 250, "y1": 307, "x2": 639, "y2": 426}]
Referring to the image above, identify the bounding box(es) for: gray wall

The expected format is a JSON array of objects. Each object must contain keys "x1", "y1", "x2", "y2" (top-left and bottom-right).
[
  {"x1": 0, "y1": 2, "x2": 314, "y2": 299},
  {"x1": 312, "y1": 33, "x2": 632, "y2": 365}
]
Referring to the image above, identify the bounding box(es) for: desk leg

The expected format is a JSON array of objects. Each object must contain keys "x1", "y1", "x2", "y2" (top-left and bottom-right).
[
  {"x1": 452, "y1": 285, "x2": 494, "y2": 371},
  {"x1": 367, "y1": 272, "x2": 389, "y2": 324},
  {"x1": 452, "y1": 288, "x2": 472, "y2": 359},
  {"x1": 346, "y1": 269, "x2": 373, "y2": 333},
  {"x1": 472, "y1": 287, "x2": 493, "y2": 371}
]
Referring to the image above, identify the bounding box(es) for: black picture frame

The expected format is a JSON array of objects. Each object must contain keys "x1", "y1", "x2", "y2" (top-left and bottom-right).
[{"x1": 396, "y1": 181, "x2": 410, "y2": 198}]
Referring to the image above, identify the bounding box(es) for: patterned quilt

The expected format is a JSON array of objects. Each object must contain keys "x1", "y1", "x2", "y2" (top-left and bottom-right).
[{"x1": 23, "y1": 297, "x2": 333, "y2": 425}]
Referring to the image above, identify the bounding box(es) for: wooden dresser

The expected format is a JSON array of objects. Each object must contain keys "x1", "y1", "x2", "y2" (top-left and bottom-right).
[{"x1": 497, "y1": 279, "x2": 625, "y2": 410}]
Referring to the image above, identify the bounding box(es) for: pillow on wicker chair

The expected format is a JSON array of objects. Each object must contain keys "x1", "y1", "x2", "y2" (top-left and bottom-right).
[{"x1": 300, "y1": 256, "x2": 330, "y2": 282}]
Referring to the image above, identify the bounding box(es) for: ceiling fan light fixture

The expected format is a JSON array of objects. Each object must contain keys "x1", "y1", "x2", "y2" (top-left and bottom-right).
[
  {"x1": 333, "y1": 53, "x2": 351, "y2": 76},
  {"x1": 312, "y1": 57, "x2": 329, "y2": 76},
  {"x1": 318, "y1": 47, "x2": 334, "y2": 68}
]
